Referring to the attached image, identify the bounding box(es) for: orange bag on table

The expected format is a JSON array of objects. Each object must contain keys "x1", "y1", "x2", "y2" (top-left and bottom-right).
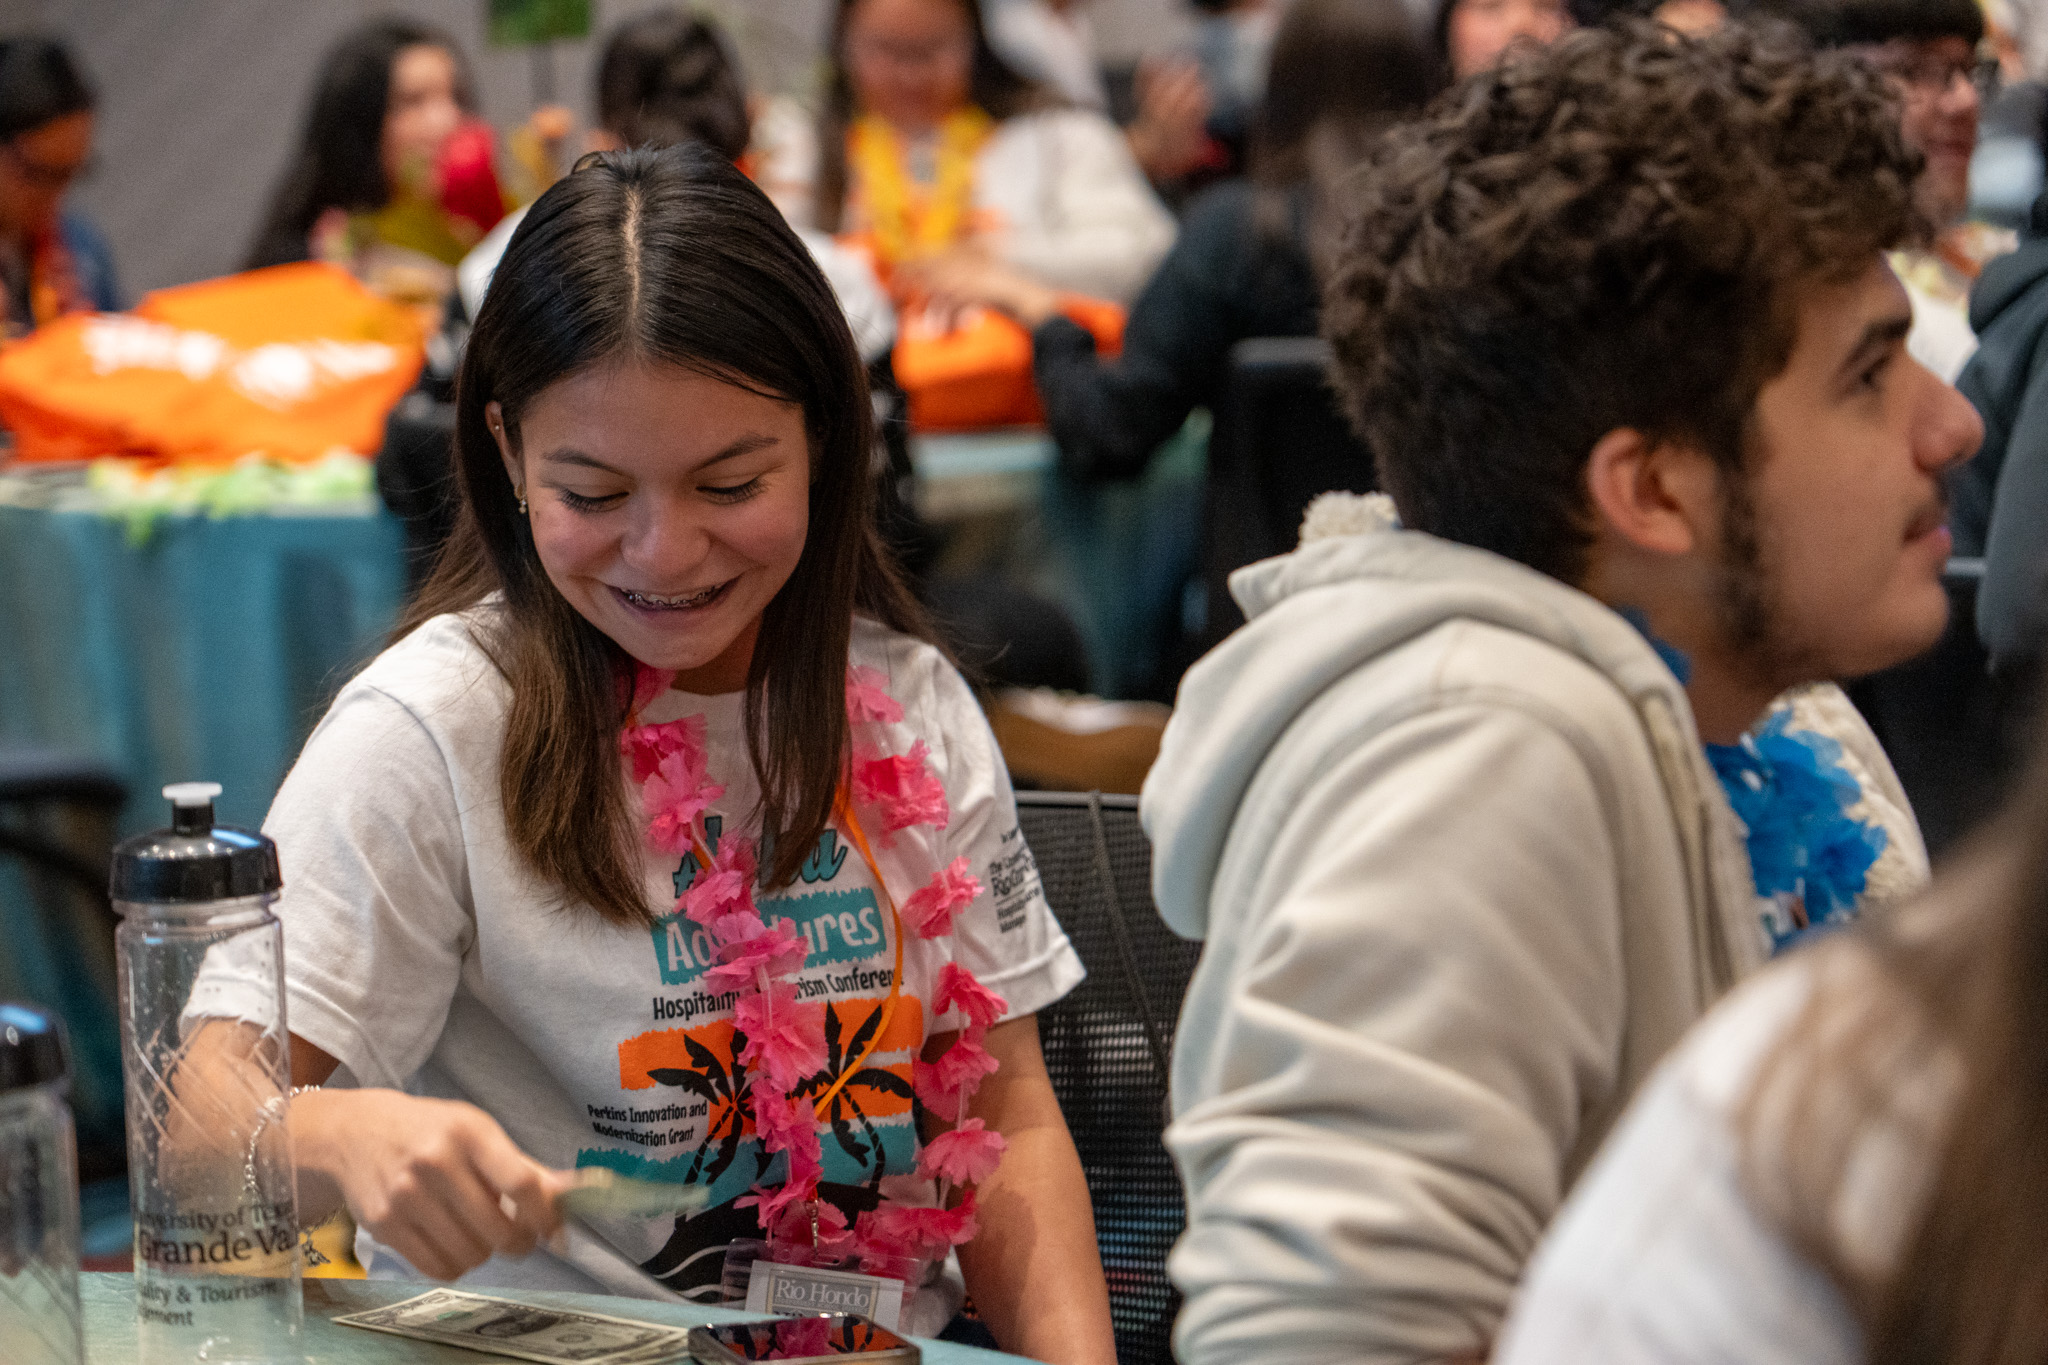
[
  {"x1": 0, "y1": 262, "x2": 426, "y2": 464},
  {"x1": 893, "y1": 296, "x2": 1124, "y2": 431}
]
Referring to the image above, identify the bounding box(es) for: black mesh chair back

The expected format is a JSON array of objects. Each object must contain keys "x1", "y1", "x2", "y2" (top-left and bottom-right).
[
  {"x1": 1198, "y1": 337, "x2": 1378, "y2": 651},
  {"x1": 0, "y1": 749, "x2": 128, "y2": 1176},
  {"x1": 0, "y1": 749, "x2": 125, "y2": 902},
  {"x1": 375, "y1": 392, "x2": 460, "y2": 598},
  {"x1": 1017, "y1": 791, "x2": 1200, "y2": 1365}
]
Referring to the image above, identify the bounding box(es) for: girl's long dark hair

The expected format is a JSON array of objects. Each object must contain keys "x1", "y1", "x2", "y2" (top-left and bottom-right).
[
  {"x1": 402, "y1": 143, "x2": 929, "y2": 922},
  {"x1": 1249, "y1": 0, "x2": 1439, "y2": 278},
  {"x1": 1742, "y1": 695, "x2": 2048, "y2": 1362},
  {"x1": 813, "y1": 0, "x2": 1043, "y2": 233},
  {"x1": 245, "y1": 18, "x2": 474, "y2": 269}
]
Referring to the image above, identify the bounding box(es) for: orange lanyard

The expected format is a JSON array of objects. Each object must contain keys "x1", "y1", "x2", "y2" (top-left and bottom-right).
[
  {"x1": 811, "y1": 792, "x2": 906, "y2": 1118},
  {"x1": 688, "y1": 790, "x2": 905, "y2": 1121}
]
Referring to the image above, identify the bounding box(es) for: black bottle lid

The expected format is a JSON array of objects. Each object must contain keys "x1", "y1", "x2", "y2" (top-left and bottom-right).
[
  {"x1": 109, "y1": 782, "x2": 281, "y2": 904},
  {"x1": 0, "y1": 1002, "x2": 70, "y2": 1094}
]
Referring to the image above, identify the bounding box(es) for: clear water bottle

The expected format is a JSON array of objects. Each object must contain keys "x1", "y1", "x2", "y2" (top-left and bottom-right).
[
  {"x1": 112, "y1": 782, "x2": 302, "y2": 1363},
  {"x1": 0, "y1": 1002, "x2": 83, "y2": 1365}
]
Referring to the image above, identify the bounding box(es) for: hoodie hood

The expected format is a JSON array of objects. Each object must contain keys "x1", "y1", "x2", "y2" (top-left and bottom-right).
[
  {"x1": 1141, "y1": 500, "x2": 1706, "y2": 943},
  {"x1": 1970, "y1": 234, "x2": 2048, "y2": 334}
]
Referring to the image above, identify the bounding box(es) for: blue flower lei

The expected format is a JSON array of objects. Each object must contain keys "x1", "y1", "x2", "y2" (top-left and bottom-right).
[
  {"x1": 1704, "y1": 710, "x2": 1888, "y2": 954},
  {"x1": 1617, "y1": 606, "x2": 1887, "y2": 954}
]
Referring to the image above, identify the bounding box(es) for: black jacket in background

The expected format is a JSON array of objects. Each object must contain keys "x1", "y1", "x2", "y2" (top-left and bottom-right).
[
  {"x1": 1955, "y1": 219, "x2": 2048, "y2": 665},
  {"x1": 1030, "y1": 179, "x2": 1320, "y2": 483}
]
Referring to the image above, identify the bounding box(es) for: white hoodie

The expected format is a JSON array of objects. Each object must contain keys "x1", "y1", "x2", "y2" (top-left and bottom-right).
[{"x1": 1142, "y1": 501, "x2": 1769, "y2": 1365}]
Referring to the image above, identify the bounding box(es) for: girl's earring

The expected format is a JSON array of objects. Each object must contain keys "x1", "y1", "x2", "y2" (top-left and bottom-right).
[{"x1": 492, "y1": 421, "x2": 522, "y2": 513}]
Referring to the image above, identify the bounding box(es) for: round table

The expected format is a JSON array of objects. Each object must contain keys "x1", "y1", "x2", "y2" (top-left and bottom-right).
[{"x1": 81, "y1": 1272, "x2": 1023, "y2": 1363}]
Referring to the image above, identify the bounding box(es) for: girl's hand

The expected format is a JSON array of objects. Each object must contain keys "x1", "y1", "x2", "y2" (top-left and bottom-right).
[
  {"x1": 897, "y1": 247, "x2": 1061, "y2": 331},
  {"x1": 290, "y1": 1086, "x2": 575, "y2": 1282}
]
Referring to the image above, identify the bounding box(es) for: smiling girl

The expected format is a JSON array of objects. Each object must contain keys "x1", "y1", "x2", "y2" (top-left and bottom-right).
[{"x1": 274, "y1": 143, "x2": 1114, "y2": 1363}]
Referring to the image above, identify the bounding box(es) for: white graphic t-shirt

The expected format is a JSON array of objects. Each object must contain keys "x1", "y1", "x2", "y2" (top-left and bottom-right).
[{"x1": 264, "y1": 609, "x2": 1082, "y2": 1323}]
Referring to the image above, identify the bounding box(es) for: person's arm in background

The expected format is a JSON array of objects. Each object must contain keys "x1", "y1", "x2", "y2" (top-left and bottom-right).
[
  {"x1": 943, "y1": 1014, "x2": 1118, "y2": 1365},
  {"x1": 909, "y1": 184, "x2": 1251, "y2": 481},
  {"x1": 993, "y1": 110, "x2": 1176, "y2": 306},
  {"x1": 1168, "y1": 702, "x2": 1629, "y2": 1365}
]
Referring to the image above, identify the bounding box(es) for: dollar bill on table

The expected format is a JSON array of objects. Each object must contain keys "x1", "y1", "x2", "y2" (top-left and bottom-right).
[{"x1": 333, "y1": 1287, "x2": 693, "y2": 1363}]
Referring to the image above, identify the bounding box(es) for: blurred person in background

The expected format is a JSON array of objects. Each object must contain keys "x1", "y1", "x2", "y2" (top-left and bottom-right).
[
  {"x1": 1494, "y1": 680, "x2": 2048, "y2": 1365},
  {"x1": 457, "y1": 9, "x2": 893, "y2": 363},
  {"x1": 755, "y1": 0, "x2": 1174, "y2": 308},
  {"x1": 917, "y1": 0, "x2": 1437, "y2": 682},
  {"x1": 587, "y1": 8, "x2": 751, "y2": 157},
  {"x1": 1436, "y1": 0, "x2": 1575, "y2": 77},
  {"x1": 919, "y1": 0, "x2": 1437, "y2": 483},
  {"x1": 1942, "y1": 194, "x2": 2048, "y2": 712},
  {"x1": 247, "y1": 19, "x2": 559, "y2": 310},
  {"x1": 0, "y1": 35, "x2": 117, "y2": 339},
  {"x1": 1749, "y1": 0, "x2": 2001, "y2": 382}
]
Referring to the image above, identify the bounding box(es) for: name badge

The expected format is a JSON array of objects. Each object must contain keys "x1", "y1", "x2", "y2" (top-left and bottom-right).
[{"x1": 743, "y1": 1260, "x2": 906, "y2": 1331}]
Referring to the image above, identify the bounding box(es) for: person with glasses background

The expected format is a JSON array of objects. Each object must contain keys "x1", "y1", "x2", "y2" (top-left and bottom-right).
[
  {"x1": 1748, "y1": 0, "x2": 2004, "y2": 383},
  {"x1": 0, "y1": 35, "x2": 118, "y2": 341}
]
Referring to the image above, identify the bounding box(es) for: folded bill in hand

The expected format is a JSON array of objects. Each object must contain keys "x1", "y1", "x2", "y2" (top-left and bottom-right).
[
  {"x1": 557, "y1": 1168, "x2": 711, "y2": 1221},
  {"x1": 333, "y1": 1287, "x2": 693, "y2": 1364}
]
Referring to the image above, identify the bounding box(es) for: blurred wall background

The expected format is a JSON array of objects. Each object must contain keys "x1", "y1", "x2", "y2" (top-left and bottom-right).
[{"x1": 0, "y1": 0, "x2": 1197, "y2": 297}]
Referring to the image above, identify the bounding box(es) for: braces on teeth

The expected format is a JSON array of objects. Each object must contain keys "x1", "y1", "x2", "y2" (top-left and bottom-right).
[{"x1": 623, "y1": 585, "x2": 721, "y2": 608}]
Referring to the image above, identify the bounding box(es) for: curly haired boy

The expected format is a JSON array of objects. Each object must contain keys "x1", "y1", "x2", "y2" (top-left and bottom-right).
[{"x1": 1143, "y1": 20, "x2": 1982, "y2": 1365}]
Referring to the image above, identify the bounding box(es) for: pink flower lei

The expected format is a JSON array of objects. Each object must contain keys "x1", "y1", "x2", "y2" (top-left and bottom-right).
[{"x1": 621, "y1": 661, "x2": 1009, "y2": 1273}]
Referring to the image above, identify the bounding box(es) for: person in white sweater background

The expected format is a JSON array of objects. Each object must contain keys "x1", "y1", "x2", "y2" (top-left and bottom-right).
[
  {"x1": 1141, "y1": 21, "x2": 1981, "y2": 1365},
  {"x1": 753, "y1": 0, "x2": 1175, "y2": 307},
  {"x1": 1494, "y1": 698, "x2": 2048, "y2": 1365}
]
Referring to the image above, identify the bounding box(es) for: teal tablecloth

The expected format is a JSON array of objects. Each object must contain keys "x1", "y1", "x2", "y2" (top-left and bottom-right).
[
  {"x1": 0, "y1": 502, "x2": 406, "y2": 835},
  {"x1": 0, "y1": 499, "x2": 405, "y2": 1156},
  {"x1": 81, "y1": 1273, "x2": 1021, "y2": 1363}
]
